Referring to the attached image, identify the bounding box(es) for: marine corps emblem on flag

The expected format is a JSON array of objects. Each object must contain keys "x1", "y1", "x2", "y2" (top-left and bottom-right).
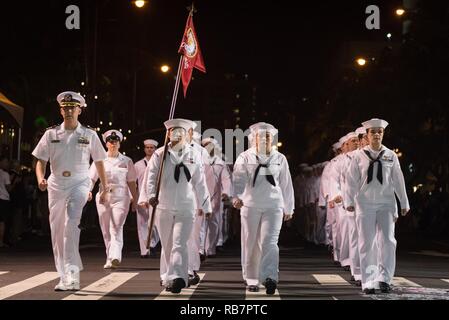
[{"x1": 184, "y1": 28, "x2": 197, "y2": 58}]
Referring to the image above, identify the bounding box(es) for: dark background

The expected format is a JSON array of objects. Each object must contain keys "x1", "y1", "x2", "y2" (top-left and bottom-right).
[{"x1": 1, "y1": 0, "x2": 449, "y2": 235}]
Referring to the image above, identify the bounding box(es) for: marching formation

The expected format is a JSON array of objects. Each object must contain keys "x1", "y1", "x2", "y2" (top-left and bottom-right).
[
  {"x1": 31, "y1": 90, "x2": 410, "y2": 296},
  {"x1": 293, "y1": 119, "x2": 410, "y2": 294}
]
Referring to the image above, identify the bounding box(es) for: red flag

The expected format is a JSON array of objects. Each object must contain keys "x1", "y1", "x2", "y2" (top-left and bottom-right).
[{"x1": 178, "y1": 14, "x2": 206, "y2": 97}]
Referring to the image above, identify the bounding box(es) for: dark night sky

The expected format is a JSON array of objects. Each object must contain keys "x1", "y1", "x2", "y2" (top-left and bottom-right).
[{"x1": 1, "y1": 0, "x2": 401, "y2": 96}]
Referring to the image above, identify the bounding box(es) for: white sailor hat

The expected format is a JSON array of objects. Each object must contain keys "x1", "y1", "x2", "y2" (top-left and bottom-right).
[
  {"x1": 191, "y1": 121, "x2": 198, "y2": 130},
  {"x1": 303, "y1": 166, "x2": 313, "y2": 172},
  {"x1": 249, "y1": 122, "x2": 278, "y2": 136},
  {"x1": 355, "y1": 126, "x2": 366, "y2": 136},
  {"x1": 102, "y1": 130, "x2": 123, "y2": 143},
  {"x1": 164, "y1": 118, "x2": 193, "y2": 131},
  {"x1": 202, "y1": 137, "x2": 219, "y2": 147},
  {"x1": 193, "y1": 131, "x2": 202, "y2": 142},
  {"x1": 345, "y1": 132, "x2": 358, "y2": 141},
  {"x1": 332, "y1": 141, "x2": 342, "y2": 151},
  {"x1": 320, "y1": 161, "x2": 330, "y2": 168},
  {"x1": 362, "y1": 118, "x2": 389, "y2": 129},
  {"x1": 57, "y1": 91, "x2": 86, "y2": 108},
  {"x1": 143, "y1": 139, "x2": 158, "y2": 147}
]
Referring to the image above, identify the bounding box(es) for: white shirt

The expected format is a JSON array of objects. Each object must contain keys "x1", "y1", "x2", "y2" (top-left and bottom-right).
[
  {"x1": 319, "y1": 160, "x2": 334, "y2": 206},
  {"x1": 204, "y1": 155, "x2": 232, "y2": 212},
  {"x1": 32, "y1": 122, "x2": 107, "y2": 178},
  {"x1": 0, "y1": 169, "x2": 10, "y2": 201},
  {"x1": 135, "y1": 157, "x2": 151, "y2": 204},
  {"x1": 344, "y1": 145, "x2": 410, "y2": 212},
  {"x1": 233, "y1": 147, "x2": 295, "y2": 214},
  {"x1": 89, "y1": 153, "x2": 136, "y2": 196},
  {"x1": 146, "y1": 143, "x2": 212, "y2": 213}
]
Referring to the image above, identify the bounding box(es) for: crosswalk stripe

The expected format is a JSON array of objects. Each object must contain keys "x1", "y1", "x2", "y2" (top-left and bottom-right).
[
  {"x1": 0, "y1": 272, "x2": 60, "y2": 300},
  {"x1": 312, "y1": 274, "x2": 350, "y2": 286},
  {"x1": 64, "y1": 272, "x2": 139, "y2": 300},
  {"x1": 0, "y1": 272, "x2": 9, "y2": 276},
  {"x1": 392, "y1": 277, "x2": 422, "y2": 287},
  {"x1": 155, "y1": 273, "x2": 205, "y2": 300},
  {"x1": 441, "y1": 279, "x2": 449, "y2": 284},
  {"x1": 245, "y1": 286, "x2": 280, "y2": 300}
]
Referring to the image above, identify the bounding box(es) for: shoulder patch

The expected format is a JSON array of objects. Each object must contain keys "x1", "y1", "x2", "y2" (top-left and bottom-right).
[
  {"x1": 45, "y1": 125, "x2": 58, "y2": 131},
  {"x1": 82, "y1": 125, "x2": 97, "y2": 132}
]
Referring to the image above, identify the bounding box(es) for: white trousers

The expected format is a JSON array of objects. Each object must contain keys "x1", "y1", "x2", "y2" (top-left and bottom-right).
[
  {"x1": 96, "y1": 193, "x2": 130, "y2": 262},
  {"x1": 240, "y1": 207, "x2": 283, "y2": 286},
  {"x1": 337, "y1": 206, "x2": 351, "y2": 267},
  {"x1": 188, "y1": 213, "x2": 201, "y2": 274},
  {"x1": 47, "y1": 175, "x2": 90, "y2": 281},
  {"x1": 156, "y1": 208, "x2": 194, "y2": 286},
  {"x1": 136, "y1": 205, "x2": 160, "y2": 255},
  {"x1": 314, "y1": 205, "x2": 327, "y2": 245},
  {"x1": 348, "y1": 213, "x2": 361, "y2": 281},
  {"x1": 324, "y1": 204, "x2": 333, "y2": 246},
  {"x1": 356, "y1": 203, "x2": 396, "y2": 290},
  {"x1": 330, "y1": 206, "x2": 341, "y2": 262},
  {"x1": 198, "y1": 210, "x2": 221, "y2": 255}
]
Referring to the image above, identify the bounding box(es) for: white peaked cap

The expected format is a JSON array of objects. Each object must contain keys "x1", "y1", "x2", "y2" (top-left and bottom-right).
[
  {"x1": 362, "y1": 118, "x2": 389, "y2": 129},
  {"x1": 102, "y1": 129, "x2": 123, "y2": 143},
  {"x1": 249, "y1": 122, "x2": 278, "y2": 136},
  {"x1": 57, "y1": 91, "x2": 86, "y2": 108},
  {"x1": 355, "y1": 126, "x2": 366, "y2": 136},
  {"x1": 164, "y1": 118, "x2": 193, "y2": 131},
  {"x1": 143, "y1": 139, "x2": 158, "y2": 147}
]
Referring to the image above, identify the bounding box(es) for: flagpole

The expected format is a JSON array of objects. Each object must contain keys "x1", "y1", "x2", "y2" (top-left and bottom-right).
[{"x1": 146, "y1": 55, "x2": 185, "y2": 249}]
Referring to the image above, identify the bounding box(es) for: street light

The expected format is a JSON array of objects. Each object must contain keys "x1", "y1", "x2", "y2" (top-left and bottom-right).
[
  {"x1": 356, "y1": 58, "x2": 367, "y2": 67},
  {"x1": 161, "y1": 65, "x2": 170, "y2": 73},
  {"x1": 134, "y1": 0, "x2": 146, "y2": 8},
  {"x1": 396, "y1": 8, "x2": 405, "y2": 16},
  {"x1": 387, "y1": 33, "x2": 392, "y2": 40}
]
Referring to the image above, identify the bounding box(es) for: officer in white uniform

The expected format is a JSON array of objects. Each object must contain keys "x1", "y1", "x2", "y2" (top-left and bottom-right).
[
  {"x1": 135, "y1": 139, "x2": 160, "y2": 258},
  {"x1": 89, "y1": 130, "x2": 138, "y2": 269},
  {"x1": 345, "y1": 118, "x2": 410, "y2": 294},
  {"x1": 147, "y1": 119, "x2": 212, "y2": 294},
  {"x1": 233, "y1": 122, "x2": 295, "y2": 295},
  {"x1": 200, "y1": 138, "x2": 232, "y2": 257},
  {"x1": 32, "y1": 91, "x2": 108, "y2": 291}
]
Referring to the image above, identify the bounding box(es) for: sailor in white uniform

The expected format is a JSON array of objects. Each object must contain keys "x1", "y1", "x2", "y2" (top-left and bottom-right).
[
  {"x1": 89, "y1": 130, "x2": 138, "y2": 269},
  {"x1": 233, "y1": 122, "x2": 295, "y2": 295},
  {"x1": 147, "y1": 119, "x2": 212, "y2": 293},
  {"x1": 135, "y1": 139, "x2": 160, "y2": 258},
  {"x1": 200, "y1": 138, "x2": 232, "y2": 257},
  {"x1": 345, "y1": 118, "x2": 410, "y2": 294},
  {"x1": 32, "y1": 91, "x2": 109, "y2": 291}
]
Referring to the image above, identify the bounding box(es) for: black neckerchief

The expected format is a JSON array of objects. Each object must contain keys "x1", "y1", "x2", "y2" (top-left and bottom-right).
[
  {"x1": 253, "y1": 154, "x2": 276, "y2": 187},
  {"x1": 363, "y1": 149, "x2": 385, "y2": 184}
]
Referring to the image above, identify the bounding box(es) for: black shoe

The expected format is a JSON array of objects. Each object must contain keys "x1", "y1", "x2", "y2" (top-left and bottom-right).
[
  {"x1": 160, "y1": 280, "x2": 163, "y2": 287},
  {"x1": 188, "y1": 272, "x2": 200, "y2": 286},
  {"x1": 263, "y1": 278, "x2": 277, "y2": 295},
  {"x1": 363, "y1": 288, "x2": 375, "y2": 295},
  {"x1": 355, "y1": 280, "x2": 362, "y2": 287},
  {"x1": 200, "y1": 254, "x2": 206, "y2": 262},
  {"x1": 247, "y1": 285, "x2": 259, "y2": 292},
  {"x1": 379, "y1": 282, "x2": 391, "y2": 293},
  {"x1": 140, "y1": 254, "x2": 150, "y2": 259},
  {"x1": 149, "y1": 247, "x2": 158, "y2": 257},
  {"x1": 171, "y1": 278, "x2": 186, "y2": 294},
  {"x1": 343, "y1": 266, "x2": 350, "y2": 272},
  {"x1": 350, "y1": 275, "x2": 355, "y2": 282},
  {"x1": 165, "y1": 285, "x2": 172, "y2": 292}
]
